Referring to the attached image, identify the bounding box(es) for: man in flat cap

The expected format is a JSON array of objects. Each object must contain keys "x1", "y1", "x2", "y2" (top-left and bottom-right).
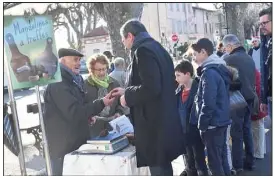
[{"x1": 43, "y1": 48, "x2": 115, "y2": 175}]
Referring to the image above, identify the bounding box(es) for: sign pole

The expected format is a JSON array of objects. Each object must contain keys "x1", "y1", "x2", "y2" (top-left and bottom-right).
[
  {"x1": 4, "y1": 15, "x2": 62, "y2": 175},
  {"x1": 4, "y1": 56, "x2": 27, "y2": 176},
  {"x1": 35, "y1": 85, "x2": 52, "y2": 175}
]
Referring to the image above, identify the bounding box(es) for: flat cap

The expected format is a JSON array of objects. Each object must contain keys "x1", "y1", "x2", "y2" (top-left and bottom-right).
[{"x1": 58, "y1": 48, "x2": 84, "y2": 58}]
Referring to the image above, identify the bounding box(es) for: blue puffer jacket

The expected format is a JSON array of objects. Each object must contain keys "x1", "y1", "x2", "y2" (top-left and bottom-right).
[
  {"x1": 176, "y1": 78, "x2": 199, "y2": 134},
  {"x1": 195, "y1": 54, "x2": 232, "y2": 131}
]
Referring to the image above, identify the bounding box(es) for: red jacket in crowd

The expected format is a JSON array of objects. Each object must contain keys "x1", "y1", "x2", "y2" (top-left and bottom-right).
[{"x1": 252, "y1": 69, "x2": 267, "y2": 120}]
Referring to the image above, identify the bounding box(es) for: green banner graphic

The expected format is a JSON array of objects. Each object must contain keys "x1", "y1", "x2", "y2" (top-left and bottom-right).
[{"x1": 4, "y1": 15, "x2": 62, "y2": 90}]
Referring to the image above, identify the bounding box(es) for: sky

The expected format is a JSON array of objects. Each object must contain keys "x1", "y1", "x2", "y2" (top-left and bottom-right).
[
  {"x1": 192, "y1": 3, "x2": 217, "y2": 11},
  {"x1": 4, "y1": 3, "x2": 216, "y2": 50}
]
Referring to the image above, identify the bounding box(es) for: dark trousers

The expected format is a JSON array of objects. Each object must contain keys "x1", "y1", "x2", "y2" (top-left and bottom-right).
[
  {"x1": 201, "y1": 126, "x2": 230, "y2": 176},
  {"x1": 231, "y1": 103, "x2": 255, "y2": 170},
  {"x1": 243, "y1": 103, "x2": 255, "y2": 166},
  {"x1": 149, "y1": 162, "x2": 173, "y2": 176},
  {"x1": 184, "y1": 124, "x2": 208, "y2": 175},
  {"x1": 268, "y1": 97, "x2": 272, "y2": 119},
  {"x1": 50, "y1": 156, "x2": 64, "y2": 176},
  {"x1": 230, "y1": 107, "x2": 245, "y2": 170}
]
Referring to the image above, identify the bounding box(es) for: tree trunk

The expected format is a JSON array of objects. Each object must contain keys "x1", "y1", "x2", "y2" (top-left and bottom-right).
[
  {"x1": 245, "y1": 27, "x2": 252, "y2": 39},
  {"x1": 108, "y1": 21, "x2": 129, "y2": 62},
  {"x1": 226, "y1": 3, "x2": 248, "y2": 45},
  {"x1": 94, "y1": 3, "x2": 143, "y2": 67},
  {"x1": 244, "y1": 23, "x2": 253, "y2": 39}
]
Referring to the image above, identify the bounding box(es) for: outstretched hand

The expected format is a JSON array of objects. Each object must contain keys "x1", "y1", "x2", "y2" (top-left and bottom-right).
[
  {"x1": 110, "y1": 87, "x2": 125, "y2": 97},
  {"x1": 103, "y1": 91, "x2": 116, "y2": 106}
]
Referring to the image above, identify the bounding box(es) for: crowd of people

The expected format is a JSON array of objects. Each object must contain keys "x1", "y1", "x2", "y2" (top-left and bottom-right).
[{"x1": 42, "y1": 7, "x2": 272, "y2": 176}]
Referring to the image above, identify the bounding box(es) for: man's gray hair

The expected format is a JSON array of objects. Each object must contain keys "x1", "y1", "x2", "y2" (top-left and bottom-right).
[
  {"x1": 222, "y1": 34, "x2": 241, "y2": 47},
  {"x1": 113, "y1": 57, "x2": 125, "y2": 68}
]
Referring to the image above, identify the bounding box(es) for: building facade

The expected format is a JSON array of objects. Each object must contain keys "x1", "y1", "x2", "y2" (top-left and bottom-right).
[
  {"x1": 140, "y1": 3, "x2": 195, "y2": 50},
  {"x1": 82, "y1": 3, "x2": 223, "y2": 56},
  {"x1": 141, "y1": 3, "x2": 223, "y2": 49},
  {"x1": 81, "y1": 26, "x2": 112, "y2": 58}
]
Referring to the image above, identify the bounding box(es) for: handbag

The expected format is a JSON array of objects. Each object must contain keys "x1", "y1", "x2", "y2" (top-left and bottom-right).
[{"x1": 230, "y1": 90, "x2": 248, "y2": 110}]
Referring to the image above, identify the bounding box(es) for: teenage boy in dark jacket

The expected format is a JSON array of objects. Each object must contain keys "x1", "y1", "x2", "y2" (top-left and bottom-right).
[
  {"x1": 175, "y1": 60, "x2": 208, "y2": 176},
  {"x1": 191, "y1": 38, "x2": 232, "y2": 176}
]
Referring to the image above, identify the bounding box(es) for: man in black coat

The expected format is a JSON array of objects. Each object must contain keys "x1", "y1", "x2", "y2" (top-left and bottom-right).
[
  {"x1": 222, "y1": 34, "x2": 256, "y2": 172},
  {"x1": 259, "y1": 7, "x2": 272, "y2": 121},
  {"x1": 111, "y1": 19, "x2": 185, "y2": 176},
  {"x1": 43, "y1": 48, "x2": 115, "y2": 175}
]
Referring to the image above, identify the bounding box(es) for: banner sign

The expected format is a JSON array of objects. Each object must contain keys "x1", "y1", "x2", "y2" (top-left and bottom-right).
[{"x1": 4, "y1": 15, "x2": 61, "y2": 89}]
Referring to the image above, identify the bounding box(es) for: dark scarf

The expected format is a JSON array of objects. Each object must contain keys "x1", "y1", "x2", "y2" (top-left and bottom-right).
[
  {"x1": 60, "y1": 63, "x2": 84, "y2": 92},
  {"x1": 131, "y1": 32, "x2": 152, "y2": 56},
  {"x1": 253, "y1": 45, "x2": 260, "y2": 51},
  {"x1": 126, "y1": 32, "x2": 152, "y2": 86}
]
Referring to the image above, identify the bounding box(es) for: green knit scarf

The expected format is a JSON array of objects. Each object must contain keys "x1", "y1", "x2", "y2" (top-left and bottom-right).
[{"x1": 87, "y1": 74, "x2": 110, "y2": 88}]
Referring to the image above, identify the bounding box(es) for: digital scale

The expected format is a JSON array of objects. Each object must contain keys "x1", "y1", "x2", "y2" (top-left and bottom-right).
[
  {"x1": 80, "y1": 132, "x2": 129, "y2": 154},
  {"x1": 78, "y1": 115, "x2": 134, "y2": 154}
]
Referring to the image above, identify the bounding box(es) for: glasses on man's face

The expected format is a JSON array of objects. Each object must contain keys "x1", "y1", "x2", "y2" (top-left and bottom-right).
[
  {"x1": 259, "y1": 20, "x2": 271, "y2": 27},
  {"x1": 93, "y1": 68, "x2": 107, "y2": 72}
]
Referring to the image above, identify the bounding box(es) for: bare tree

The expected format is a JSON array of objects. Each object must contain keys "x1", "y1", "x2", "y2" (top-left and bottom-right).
[
  {"x1": 244, "y1": 3, "x2": 271, "y2": 38},
  {"x1": 4, "y1": 3, "x2": 22, "y2": 10},
  {"x1": 214, "y1": 3, "x2": 272, "y2": 40},
  {"x1": 94, "y1": 3, "x2": 144, "y2": 65},
  {"x1": 263, "y1": 3, "x2": 272, "y2": 7},
  {"x1": 23, "y1": 3, "x2": 99, "y2": 50},
  {"x1": 225, "y1": 3, "x2": 248, "y2": 45},
  {"x1": 5, "y1": 3, "x2": 143, "y2": 60}
]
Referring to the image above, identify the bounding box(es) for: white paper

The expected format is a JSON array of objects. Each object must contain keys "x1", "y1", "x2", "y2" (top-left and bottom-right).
[{"x1": 109, "y1": 115, "x2": 134, "y2": 135}]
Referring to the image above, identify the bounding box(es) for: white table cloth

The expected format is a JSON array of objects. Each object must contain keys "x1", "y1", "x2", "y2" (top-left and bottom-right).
[{"x1": 63, "y1": 145, "x2": 150, "y2": 175}]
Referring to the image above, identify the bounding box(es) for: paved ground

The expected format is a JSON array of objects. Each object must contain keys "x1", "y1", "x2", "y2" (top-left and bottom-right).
[{"x1": 4, "y1": 87, "x2": 272, "y2": 176}]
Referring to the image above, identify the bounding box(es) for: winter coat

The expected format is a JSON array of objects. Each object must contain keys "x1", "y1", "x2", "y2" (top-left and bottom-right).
[
  {"x1": 260, "y1": 35, "x2": 272, "y2": 104},
  {"x1": 176, "y1": 78, "x2": 199, "y2": 146},
  {"x1": 176, "y1": 78, "x2": 199, "y2": 132},
  {"x1": 252, "y1": 69, "x2": 268, "y2": 120},
  {"x1": 43, "y1": 67, "x2": 105, "y2": 158},
  {"x1": 84, "y1": 77, "x2": 124, "y2": 118},
  {"x1": 195, "y1": 54, "x2": 232, "y2": 131},
  {"x1": 124, "y1": 32, "x2": 185, "y2": 167},
  {"x1": 109, "y1": 70, "x2": 127, "y2": 88},
  {"x1": 224, "y1": 46, "x2": 256, "y2": 102}
]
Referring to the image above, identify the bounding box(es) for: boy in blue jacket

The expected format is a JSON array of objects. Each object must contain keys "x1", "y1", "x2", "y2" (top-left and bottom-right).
[
  {"x1": 175, "y1": 60, "x2": 208, "y2": 176},
  {"x1": 191, "y1": 38, "x2": 232, "y2": 176}
]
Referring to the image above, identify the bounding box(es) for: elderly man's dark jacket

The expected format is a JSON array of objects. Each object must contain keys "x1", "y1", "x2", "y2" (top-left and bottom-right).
[
  {"x1": 43, "y1": 67, "x2": 105, "y2": 158},
  {"x1": 224, "y1": 46, "x2": 256, "y2": 102}
]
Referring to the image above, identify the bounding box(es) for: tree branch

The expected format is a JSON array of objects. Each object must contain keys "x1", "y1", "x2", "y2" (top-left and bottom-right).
[{"x1": 4, "y1": 3, "x2": 22, "y2": 10}]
